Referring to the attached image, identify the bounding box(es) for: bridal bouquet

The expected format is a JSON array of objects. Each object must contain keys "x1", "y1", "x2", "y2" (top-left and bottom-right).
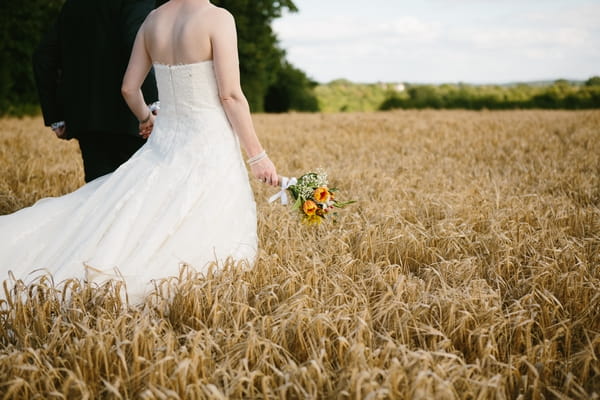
[{"x1": 269, "y1": 169, "x2": 355, "y2": 225}]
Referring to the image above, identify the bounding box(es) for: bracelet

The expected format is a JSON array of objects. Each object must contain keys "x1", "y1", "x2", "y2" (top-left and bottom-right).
[
  {"x1": 246, "y1": 150, "x2": 267, "y2": 165},
  {"x1": 139, "y1": 110, "x2": 151, "y2": 124}
]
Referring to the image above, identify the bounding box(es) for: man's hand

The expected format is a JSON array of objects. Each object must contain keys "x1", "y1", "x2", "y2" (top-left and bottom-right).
[
  {"x1": 52, "y1": 125, "x2": 67, "y2": 139},
  {"x1": 50, "y1": 122, "x2": 67, "y2": 139}
]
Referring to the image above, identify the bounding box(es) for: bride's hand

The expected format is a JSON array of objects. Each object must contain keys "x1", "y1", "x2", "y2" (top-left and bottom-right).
[
  {"x1": 139, "y1": 113, "x2": 155, "y2": 139},
  {"x1": 251, "y1": 157, "x2": 278, "y2": 187}
]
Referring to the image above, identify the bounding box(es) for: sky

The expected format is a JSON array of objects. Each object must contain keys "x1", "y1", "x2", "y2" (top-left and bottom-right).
[{"x1": 272, "y1": 0, "x2": 600, "y2": 84}]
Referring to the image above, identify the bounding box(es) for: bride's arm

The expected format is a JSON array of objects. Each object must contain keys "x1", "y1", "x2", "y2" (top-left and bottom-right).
[
  {"x1": 211, "y1": 9, "x2": 278, "y2": 187},
  {"x1": 122, "y1": 19, "x2": 155, "y2": 136}
]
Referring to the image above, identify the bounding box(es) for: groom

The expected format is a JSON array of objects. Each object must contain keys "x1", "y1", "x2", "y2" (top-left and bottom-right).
[{"x1": 33, "y1": 0, "x2": 158, "y2": 182}]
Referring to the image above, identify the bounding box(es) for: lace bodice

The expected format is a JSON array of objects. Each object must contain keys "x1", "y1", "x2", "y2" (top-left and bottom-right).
[
  {"x1": 154, "y1": 61, "x2": 222, "y2": 118},
  {"x1": 150, "y1": 60, "x2": 235, "y2": 156}
]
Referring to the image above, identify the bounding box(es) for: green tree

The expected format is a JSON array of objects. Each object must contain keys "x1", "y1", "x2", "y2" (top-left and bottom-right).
[
  {"x1": 0, "y1": 0, "x2": 64, "y2": 115},
  {"x1": 406, "y1": 85, "x2": 444, "y2": 108},
  {"x1": 377, "y1": 81, "x2": 600, "y2": 111},
  {"x1": 554, "y1": 79, "x2": 570, "y2": 87},
  {"x1": 264, "y1": 61, "x2": 319, "y2": 112},
  {"x1": 585, "y1": 76, "x2": 600, "y2": 87},
  {"x1": 379, "y1": 94, "x2": 406, "y2": 111}
]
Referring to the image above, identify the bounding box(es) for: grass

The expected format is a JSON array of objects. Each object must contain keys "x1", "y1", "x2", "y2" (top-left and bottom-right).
[
  {"x1": 0, "y1": 110, "x2": 599, "y2": 399},
  {"x1": 314, "y1": 80, "x2": 394, "y2": 112}
]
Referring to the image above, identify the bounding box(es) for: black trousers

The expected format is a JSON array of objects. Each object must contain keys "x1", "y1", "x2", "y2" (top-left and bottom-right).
[{"x1": 77, "y1": 133, "x2": 146, "y2": 182}]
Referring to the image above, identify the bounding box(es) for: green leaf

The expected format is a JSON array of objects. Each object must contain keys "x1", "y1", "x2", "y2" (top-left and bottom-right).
[
  {"x1": 334, "y1": 200, "x2": 356, "y2": 208},
  {"x1": 291, "y1": 197, "x2": 302, "y2": 211}
]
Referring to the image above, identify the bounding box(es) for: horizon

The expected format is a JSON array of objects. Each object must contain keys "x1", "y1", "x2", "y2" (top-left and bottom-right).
[
  {"x1": 273, "y1": 0, "x2": 600, "y2": 85},
  {"x1": 317, "y1": 77, "x2": 591, "y2": 86}
]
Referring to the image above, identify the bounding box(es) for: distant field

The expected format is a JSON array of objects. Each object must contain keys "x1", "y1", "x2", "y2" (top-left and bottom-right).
[
  {"x1": 0, "y1": 111, "x2": 599, "y2": 399},
  {"x1": 315, "y1": 80, "x2": 393, "y2": 112},
  {"x1": 314, "y1": 80, "x2": 600, "y2": 112}
]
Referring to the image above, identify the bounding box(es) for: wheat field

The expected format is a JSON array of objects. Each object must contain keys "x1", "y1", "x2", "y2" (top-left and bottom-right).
[{"x1": 0, "y1": 111, "x2": 599, "y2": 399}]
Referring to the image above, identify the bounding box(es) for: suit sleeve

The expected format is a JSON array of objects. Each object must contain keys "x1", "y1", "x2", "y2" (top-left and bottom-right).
[
  {"x1": 120, "y1": 0, "x2": 158, "y2": 104},
  {"x1": 32, "y1": 19, "x2": 64, "y2": 126}
]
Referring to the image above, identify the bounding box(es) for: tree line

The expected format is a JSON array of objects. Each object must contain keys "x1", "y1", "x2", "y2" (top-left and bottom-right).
[
  {"x1": 315, "y1": 78, "x2": 600, "y2": 112},
  {"x1": 379, "y1": 78, "x2": 600, "y2": 111},
  {"x1": 0, "y1": 0, "x2": 318, "y2": 116}
]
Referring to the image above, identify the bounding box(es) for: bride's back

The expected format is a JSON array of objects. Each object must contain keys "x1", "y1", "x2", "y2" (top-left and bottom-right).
[{"x1": 143, "y1": 0, "x2": 215, "y2": 65}]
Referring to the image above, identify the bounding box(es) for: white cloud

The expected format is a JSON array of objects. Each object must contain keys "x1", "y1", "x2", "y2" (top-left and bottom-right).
[
  {"x1": 273, "y1": 16, "x2": 441, "y2": 45},
  {"x1": 273, "y1": 1, "x2": 600, "y2": 83},
  {"x1": 450, "y1": 26, "x2": 590, "y2": 49},
  {"x1": 524, "y1": 3, "x2": 600, "y2": 30}
]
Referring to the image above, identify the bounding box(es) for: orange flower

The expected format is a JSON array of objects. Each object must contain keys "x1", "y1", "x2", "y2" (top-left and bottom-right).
[
  {"x1": 302, "y1": 200, "x2": 318, "y2": 216},
  {"x1": 313, "y1": 187, "x2": 330, "y2": 203}
]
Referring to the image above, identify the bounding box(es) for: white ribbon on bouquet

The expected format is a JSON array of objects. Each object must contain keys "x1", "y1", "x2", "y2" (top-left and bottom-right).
[{"x1": 268, "y1": 176, "x2": 297, "y2": 205}]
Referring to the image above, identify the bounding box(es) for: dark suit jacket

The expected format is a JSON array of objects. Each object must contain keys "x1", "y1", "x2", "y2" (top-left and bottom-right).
[{"x1": 33, "y1": 0, "x2": 158, "y2": 139}]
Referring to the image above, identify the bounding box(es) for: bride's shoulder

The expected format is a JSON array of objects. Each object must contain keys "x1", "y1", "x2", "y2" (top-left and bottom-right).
[
  {"x1": 206, "y1": 4, "x2": 235, "y2": 22},
  {"x1": 142, "y1": 8, "x2": 160, "y2": 27}
]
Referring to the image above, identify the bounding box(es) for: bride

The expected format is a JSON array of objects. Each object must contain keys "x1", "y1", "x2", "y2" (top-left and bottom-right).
[{"x1": 0, "y1": 0, "x2": 278, "y2": 301}]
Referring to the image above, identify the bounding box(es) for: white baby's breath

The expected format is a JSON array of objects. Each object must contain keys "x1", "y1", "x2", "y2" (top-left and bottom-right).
[{"x1": 315, "y1": 168, "x2": 328, "y2": 187}]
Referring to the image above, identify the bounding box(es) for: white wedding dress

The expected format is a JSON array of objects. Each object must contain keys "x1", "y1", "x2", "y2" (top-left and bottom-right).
[{"x1": 0, "y1": 61, "x2": 257, "y2": 301}]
